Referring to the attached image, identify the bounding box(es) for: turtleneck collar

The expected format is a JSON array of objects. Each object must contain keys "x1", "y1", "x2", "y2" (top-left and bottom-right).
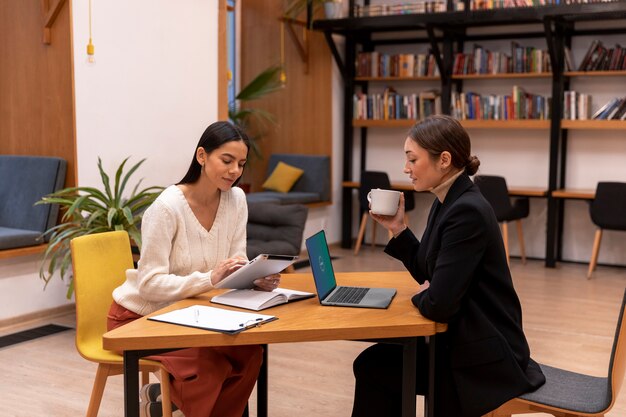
[{"x1": 431, "y1": 169, "x2": 464, "y2": 203}]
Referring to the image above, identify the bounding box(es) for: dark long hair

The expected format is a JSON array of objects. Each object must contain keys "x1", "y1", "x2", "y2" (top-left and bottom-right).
[
  {"x1": 408, "y1": 115, "x2": 480, "y2": 175},
  {"x1": 178, "y1": 121, "x2": 251, "y2": 185}
]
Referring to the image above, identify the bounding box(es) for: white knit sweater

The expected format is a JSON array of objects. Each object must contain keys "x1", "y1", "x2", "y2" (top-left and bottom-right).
[{"x1": 112, "y1": 185, "x2": 248, "y2": 316}]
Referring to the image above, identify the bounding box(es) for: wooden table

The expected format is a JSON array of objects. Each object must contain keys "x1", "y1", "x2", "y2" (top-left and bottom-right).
[{"x1": 103, "y1": 271, "x2": 446, "y2": 417}]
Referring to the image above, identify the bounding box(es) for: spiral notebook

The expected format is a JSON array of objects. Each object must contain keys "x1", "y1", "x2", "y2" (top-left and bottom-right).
[{"x1": 148, "y1": 305, "x2": 277, "y2": 334}]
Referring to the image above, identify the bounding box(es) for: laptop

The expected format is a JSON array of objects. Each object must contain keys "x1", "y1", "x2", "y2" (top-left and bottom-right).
[{"x1": 305, "y1": 230, "x2": 397, "y2": 309}]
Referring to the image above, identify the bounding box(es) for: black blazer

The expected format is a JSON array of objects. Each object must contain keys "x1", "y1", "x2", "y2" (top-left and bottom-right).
[{"x1": 385, "y1": 174, "x2": 545, "y2": 417}]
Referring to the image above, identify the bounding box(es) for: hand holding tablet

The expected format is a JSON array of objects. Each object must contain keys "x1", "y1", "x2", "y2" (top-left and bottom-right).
[{"x1": 214, "y1": 254, "x2": 298, "y2": 289}]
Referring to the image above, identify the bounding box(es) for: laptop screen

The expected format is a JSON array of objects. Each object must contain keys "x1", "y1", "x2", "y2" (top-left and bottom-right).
[{"x1": 305, "y1": 230, "x2": 336, "y2": 301}]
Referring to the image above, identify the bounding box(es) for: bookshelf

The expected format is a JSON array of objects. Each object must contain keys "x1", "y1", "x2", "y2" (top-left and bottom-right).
[{"x1": 312, "y1": 1, "x2": 626, "y2": 266}]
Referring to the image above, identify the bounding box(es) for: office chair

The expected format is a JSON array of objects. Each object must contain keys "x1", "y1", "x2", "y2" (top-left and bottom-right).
[
  {"x1": 474, "y1": 175, "x2": 529, "y2": 264},
  {"x1": 587, "y1": 182, "x2": 626, "y2": 279},
  {"x1": 485, "y1": 287, "x2": 626, "y2": 417},
  {"x1": 354, "y1": 171, "x2": 415, "y2": 255},
  {"x1": 71, "y1": 231, "x2": 173, "y2": 417}
]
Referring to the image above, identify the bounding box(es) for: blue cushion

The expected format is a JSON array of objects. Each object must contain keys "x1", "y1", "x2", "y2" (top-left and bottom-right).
[
  {"x1": 0, "y1": 155, "x2": 67, "y2": 249},
  {"x1": 0, "y1": 227, "x2": 44, "y2": 250}
]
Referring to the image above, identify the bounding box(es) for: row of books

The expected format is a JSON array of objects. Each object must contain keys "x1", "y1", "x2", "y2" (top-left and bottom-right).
[
  {"x1": 353, "y1": 2, "x2": 447, "y2": 17},
  {"x1": 450, "y1": 86, "x2": 551, "y2": 120},
  {"x1": 470, "y1": 0, "x2": 622, "y2": 10},
  {"x1": 592, "y1": 97, "x2": 626, "y2": 120},
  {"x1": 356, "y1": 52, "x2": 441, "y2": 78},
  {"x1": 563, "y1": 91, "x2": 592, "y2": 120},
  {"x1": 564, "y1": 93, "x2": 626, "y2": 121},
  {"x1": 453, "y1": 43, "x2": 551, "y2": 75},
  {"x1": 577, "y1": 41, "x2": 626, "y2": 71},
  {"x1": 353, "y1": 89, "x2": 442, "y2": 120}
]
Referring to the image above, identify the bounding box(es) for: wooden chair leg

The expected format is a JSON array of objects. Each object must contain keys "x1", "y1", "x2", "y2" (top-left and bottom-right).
[
  {"x1": 354, "y1": 213, "x2": 368, "y2": 255},
  {"x1": 502, "y1": 222, "x2": 510, "y2": 265},
  {"x1": 588, "y1": 228, "x2": 603, "y2": 279},
  {"x1": 516, "y1": 219, "x2": 526, "y2": 264},
  {"x1": 371, "y1": 220, "x2": 377, "y2": 247},
  {"x1": 159, "y1": 367, "x2": 173, "y2": 417},
  {"x1": 141, "y1": 369, "x2": 150, "y2": 385},
  {"x1": 86, "y1": 363, "x2": 113, "y2": 417}
]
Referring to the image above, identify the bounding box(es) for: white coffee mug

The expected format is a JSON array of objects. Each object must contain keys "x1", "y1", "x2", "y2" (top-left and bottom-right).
[{"x1": 367, "y1": 188, "x2": 401, "y2": 216}]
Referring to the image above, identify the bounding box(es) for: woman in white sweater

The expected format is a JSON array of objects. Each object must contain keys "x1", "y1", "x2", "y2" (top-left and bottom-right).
[{"x1": 107, "y1": 121, "x2": 280, "y2": 417}]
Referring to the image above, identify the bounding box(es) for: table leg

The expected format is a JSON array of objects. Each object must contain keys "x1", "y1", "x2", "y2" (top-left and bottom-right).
[
  {"x1": 123, "y1": 350, "x2": 141, "y2": 417},
  {"x1": 401, "y1": 337, "x2": 417, "y2": 417},
  {"x1": 257, "y1": 344, "x2": 268, "y2": 417},
  {"x1": 425, "y1": 335, "x2": 436, "y2": 417}
]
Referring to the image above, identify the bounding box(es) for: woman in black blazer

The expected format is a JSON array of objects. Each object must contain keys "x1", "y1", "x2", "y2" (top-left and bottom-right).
[{"x1": 351, "y1": 115, "x2": 545, "y2": 417}]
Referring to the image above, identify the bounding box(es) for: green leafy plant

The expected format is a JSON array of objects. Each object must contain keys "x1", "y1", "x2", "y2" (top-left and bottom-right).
[
  {"x1": 37, "y1": 157, "x2": 164, "y2": 298},
  {"x1": 228, "y1": 65, "x2": 284, "y2": 162}
]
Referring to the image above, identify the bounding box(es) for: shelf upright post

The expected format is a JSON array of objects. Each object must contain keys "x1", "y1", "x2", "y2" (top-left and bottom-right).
[
  {"x1": 544, "y1": 17, "x2": 566, "y2": 268},
  {"x1": 556, "y1": 23, "x2": 573, "y2": 262},
  {"x1": 342, "y1": 32, "x2": 357, "y2": 248}
]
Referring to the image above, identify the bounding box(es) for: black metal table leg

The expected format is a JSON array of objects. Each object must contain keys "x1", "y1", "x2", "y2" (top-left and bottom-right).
[
  {"x1": 425, "y1": 335, "x2": 436, "y2": 417},
  {"x1": 258, "y1": 344, "x2": 268, "y2": 417},
  {"x1": 123, "y1": 350, "x2": 141, "y2": 417},
  {"x1": 401, "y1": 337, "x2": 418, "y2": 417}
]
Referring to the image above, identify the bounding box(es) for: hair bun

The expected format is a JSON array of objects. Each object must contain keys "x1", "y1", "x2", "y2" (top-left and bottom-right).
[{"x1": 465, "y1": 155, "x2": 481, "y2": 176}]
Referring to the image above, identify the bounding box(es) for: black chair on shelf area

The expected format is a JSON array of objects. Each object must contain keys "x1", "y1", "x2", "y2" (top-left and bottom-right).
[
  {"x1": 474, "y1": 175, "x2": 529, "y2": 264},
  {"x1": 354, "y1": 171, "x2": 415, "y2": 255},
  {"x1": 587, "y1": 182, "x2": 626, "y2": 279}
]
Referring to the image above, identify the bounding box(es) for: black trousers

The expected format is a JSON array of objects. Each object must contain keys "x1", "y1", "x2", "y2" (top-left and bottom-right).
[{"x1": 351, "y1": 339, "x2": 430, "y2": 417}]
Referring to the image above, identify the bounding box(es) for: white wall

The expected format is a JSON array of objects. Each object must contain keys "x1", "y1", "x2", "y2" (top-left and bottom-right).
[{"x1": 0, "y1": 0, "x2": 218, "y2": 321}]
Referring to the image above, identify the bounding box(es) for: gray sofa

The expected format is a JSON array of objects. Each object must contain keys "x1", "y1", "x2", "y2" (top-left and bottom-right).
[
  {"x1": 246, "y1": 202, "x2": 308, "y2": 260},
  {"x1": 0, "y1": 155, "x2": 67, "y2": 250},
  {"x1": 246, "y1": 154, "x2": 331, "y2": 205}
]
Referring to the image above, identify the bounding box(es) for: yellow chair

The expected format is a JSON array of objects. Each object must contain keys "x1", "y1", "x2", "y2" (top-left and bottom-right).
[{"x1": 71, "y1": 230, "x2": 172, "y2": 417}]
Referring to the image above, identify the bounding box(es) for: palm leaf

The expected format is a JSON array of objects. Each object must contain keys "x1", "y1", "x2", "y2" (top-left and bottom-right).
[{"x1": 235, "y1": 65, "x2": 284, "y2": 102}]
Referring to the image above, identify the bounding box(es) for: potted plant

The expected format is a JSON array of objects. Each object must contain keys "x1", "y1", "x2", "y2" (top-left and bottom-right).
[
  {"x1": 229, "y1": 65, "x2": 284, "y2": 190},
  {"x1": 37, "y1": 156, "x2": 164, "y2": 298}
]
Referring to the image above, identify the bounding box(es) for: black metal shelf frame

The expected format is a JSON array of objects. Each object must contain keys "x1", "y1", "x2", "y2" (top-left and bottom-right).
[{"x1": 310, "y1": 1, "x2": 626, "y2": 264}]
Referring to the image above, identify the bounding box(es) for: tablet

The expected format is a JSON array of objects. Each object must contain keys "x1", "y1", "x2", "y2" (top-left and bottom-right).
[{"x1": 214, "y1": 254, "x2": 298, "y2": 289}]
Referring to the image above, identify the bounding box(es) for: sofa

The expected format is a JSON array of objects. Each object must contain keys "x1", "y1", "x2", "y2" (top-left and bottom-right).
[
  {"x1": 0, "y1": 155, "x2": 67, "y2": 250},
  {"x1": 245, "y1": 153, "x2": 331, "y2": 205},
  {"x1": 246, "y1": 202, "x2": 308, "y2": 260}
]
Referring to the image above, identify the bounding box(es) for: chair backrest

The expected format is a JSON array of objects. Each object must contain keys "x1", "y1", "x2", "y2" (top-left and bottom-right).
[
  {"x1": 70, "y1": 231, "x2": 133, "y2": 359},
  {"x1": 359, "y1": 171, "x2": 392, "y2": 211},
  {"x1": 474, "y1": 175, "x2": 513, "y2": 221},
  {"x1": 0, "y1": 155, "x2": 67, "y2": 233},
  {"x1": 607, "y1": 288, "x2": 626, "y2": 410},
  {"x1": 590, "y1": 182, "x2": 626, "y2": 231},
  {"x1": 246, "y1": 202, "x2": 309, "y2": 259}
]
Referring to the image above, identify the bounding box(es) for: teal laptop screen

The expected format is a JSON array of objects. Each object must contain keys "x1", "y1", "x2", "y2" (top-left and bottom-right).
[{"x1": 305, "y1": 230, "x2": 336, "y2": 300}]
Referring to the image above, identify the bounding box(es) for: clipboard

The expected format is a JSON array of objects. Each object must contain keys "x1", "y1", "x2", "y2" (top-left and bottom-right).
[
  {"x1": 214, "y1": 254, "x2": 298, "y2": 289},
  {"x1": 148, "y1": 305, "x2": 278, "y2": 334}
]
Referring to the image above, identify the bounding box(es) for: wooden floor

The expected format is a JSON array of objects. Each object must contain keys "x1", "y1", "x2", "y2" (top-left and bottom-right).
[{"x1": 1, "y1": 245, "x2": 625, "y2": 417}]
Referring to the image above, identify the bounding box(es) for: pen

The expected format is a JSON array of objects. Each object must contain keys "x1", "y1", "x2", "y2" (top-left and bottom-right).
[
  {"x1": 239, "y1": 318, "x2": 264, "y2": 329},
  {"x1": 194, "y1": 308, "x2": 200, "y2": 323}
]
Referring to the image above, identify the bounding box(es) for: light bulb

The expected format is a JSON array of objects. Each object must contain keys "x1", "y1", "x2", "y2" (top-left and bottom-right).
[{"x1": 86, "y1": 39, "x2": 95, "y2": 65}]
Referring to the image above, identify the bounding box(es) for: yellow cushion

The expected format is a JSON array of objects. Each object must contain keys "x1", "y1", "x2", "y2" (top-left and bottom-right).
[{"x1": 262, "y1": 162, "x2": 304, "y2": 193}]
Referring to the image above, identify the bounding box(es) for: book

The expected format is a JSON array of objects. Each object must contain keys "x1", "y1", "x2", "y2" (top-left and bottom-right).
[
  {"x1": 148, "y1": 305, "x2": 277, "y2": 334},
  {"x1": 211, "y1": 288, "x2": 315, "y2": 311}
]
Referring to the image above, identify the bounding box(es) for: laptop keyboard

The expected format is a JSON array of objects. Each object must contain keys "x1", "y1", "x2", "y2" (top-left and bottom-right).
[{"x1": 327, "y1": 286, "x2": 369, "y2": 304}]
